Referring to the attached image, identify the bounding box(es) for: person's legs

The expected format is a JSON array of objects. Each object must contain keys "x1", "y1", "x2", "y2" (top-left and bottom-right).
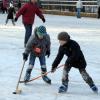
[
  {"x1": 24, "y1": 24, "x2": 32, "y2": 47},
  {"x1": 39, "y1": 55, "x2": 51, "y2": 84},
  {"x1": 24, "y1": 53, "x2": 36, "y2": 82},
  {"x1": 11, "y1": 19, "x2": 15, "y2": 25},
  {"x1": 39, "y1": 55, "x2": 46, "y2": 73},
  {"x1": 2, "y1": 7, "x2": 5, "y2": 14},
  {"x1": 59, "y1": 66, "x2": 71, "y2": 93},
  {"x1": 5, "y1": 7, "x2": 7, "y2": 13},
  {"x1": 5, "y1": 18, "x2": 8, "y2": 25},
  {"x1": 79, "y1": 68, "x2": 98, "y2": 93},
  {"x1": 77, "y1": 8, "x2": 81, "y2": 18}
]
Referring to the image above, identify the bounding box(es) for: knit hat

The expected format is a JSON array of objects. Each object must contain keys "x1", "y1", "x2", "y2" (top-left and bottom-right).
[
  {"x1": 37, "y1": 26, "x2": 47, "y2": 37},
  {"x1": 58, "y1": 32, "x2": 70, "y2": 41}
]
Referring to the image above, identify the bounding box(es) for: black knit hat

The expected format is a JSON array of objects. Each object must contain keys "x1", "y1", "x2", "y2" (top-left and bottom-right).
[{"x1": 58, "y1": 32, "x2": 70, "y2": 41}]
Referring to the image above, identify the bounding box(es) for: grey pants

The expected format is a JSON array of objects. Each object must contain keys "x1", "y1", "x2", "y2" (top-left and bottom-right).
[{"x1": 62, "y1": 66, "x2": 94, "y2": 87}]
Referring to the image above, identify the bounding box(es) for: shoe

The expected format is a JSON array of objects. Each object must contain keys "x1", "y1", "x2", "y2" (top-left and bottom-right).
[
  {"x1": 58, "y1": 85, "x2": 68, "y2": 93},
  {"x1": 42, "y1": 75, "x2": 51, "y2": 84},
  {"x1": 90, "y1": 84, "x2": 98, "y2": 93}
]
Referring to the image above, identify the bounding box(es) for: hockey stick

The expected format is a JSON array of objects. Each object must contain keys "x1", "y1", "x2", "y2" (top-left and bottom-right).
[
  {"x1": 19, "y1": 64, "x2": 64, "y2": 83},
  {"x1": 13, "y1": 60, "x2": 26, "y2": 94}
]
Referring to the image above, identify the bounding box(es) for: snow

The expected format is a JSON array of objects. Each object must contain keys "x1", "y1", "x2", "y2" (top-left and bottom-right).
[{"x1": 0, "y1": 14, "x2": 100, "y2": 100}]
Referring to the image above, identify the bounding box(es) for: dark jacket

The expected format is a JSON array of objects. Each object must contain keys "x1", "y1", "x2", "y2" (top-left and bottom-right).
[
  {"x1": 52, "y1": 39, "x2": 87, "y2": 69},
  {"x1": 24, "y1": 28, "x2": 51, "y2": 57},
  {"x1": 7, "y1": 7, "x2": 15, "y2": 19},
  {"x1": 16, "y1": 2, "x2": 44, "y2": 25}
]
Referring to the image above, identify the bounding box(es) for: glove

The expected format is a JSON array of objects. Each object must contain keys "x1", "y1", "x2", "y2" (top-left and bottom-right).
[
  {"x1": 23, "y1": 53, "x2": 28, "y2": 61},
  {"x1": 42, "y1": 17, "x2": 45, "y2": 23},
  {"x1": 46, "y1": 50, "x2": 50, "y2": 58},
  {"x1": 14, "y1": 17, "x2": 18, "y2": 22},
  {"x1": 65, "y1": 60, "x2": 71, "y2": 67},
  {"x1": 51, "y1": 67, "x2": 56, "y2": 73}
]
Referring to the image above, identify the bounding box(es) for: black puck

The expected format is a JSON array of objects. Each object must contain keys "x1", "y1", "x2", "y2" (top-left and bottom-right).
[{"x1": 13, "y1": 92, "x2": 16, "y2": 94}]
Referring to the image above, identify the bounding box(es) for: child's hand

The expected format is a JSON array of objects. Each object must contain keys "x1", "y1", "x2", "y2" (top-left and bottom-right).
[
  {"x1": 51, "y1": 67, "x2": 56, "y2": 73},
  {"x1": 23, "y1": 53, "x2": 28, "y2": 61},
  {"x1": 46, "y1": 50, "x2": 50, "y2": 58},
  {"x1": 42, "y1": 17, "x2": 45, "y2": 23}
]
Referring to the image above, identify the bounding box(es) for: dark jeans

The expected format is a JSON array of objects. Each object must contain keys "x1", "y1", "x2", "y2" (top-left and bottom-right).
[
  {"x1": 27, "y1": 53, "x2": 47, "y2": 73},
  {"x1": 24, "y1": 24, "x2": 32, "y2": 47},
  {"x1": 25, "y1": 53, "x2": 48, "y2": 80},
  {"x1": 76, "y1": 8, "x2": 81, "y2": 18},
  {"x1": 29, "y1": 53, "x2": 46, "y2": 66}
]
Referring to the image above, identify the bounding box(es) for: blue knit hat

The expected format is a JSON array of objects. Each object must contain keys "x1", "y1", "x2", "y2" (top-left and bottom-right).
[{"x1": 37, "y1": 26, "x2": 46, "y2": 37}]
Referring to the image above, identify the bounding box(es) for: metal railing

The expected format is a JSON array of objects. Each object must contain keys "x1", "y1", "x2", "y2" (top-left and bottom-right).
[{"x1": 40, "y1": 0, "x2": 98, "y2": 13}]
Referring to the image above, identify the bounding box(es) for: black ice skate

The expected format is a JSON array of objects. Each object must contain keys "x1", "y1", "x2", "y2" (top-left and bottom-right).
[
  {"x1": 90, "y1": 84, "x2": 98, "y2": 94},
  {"x1": 42, "y1": 75, "x2": 51, "y2": 84},
  {"x1": 58, "y1": 85, "x2": 68, "y2": 93}
]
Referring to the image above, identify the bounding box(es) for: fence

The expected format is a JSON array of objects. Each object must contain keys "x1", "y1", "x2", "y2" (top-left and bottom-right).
[{"x1": 40, "y1": 0, "x2": 98, "y2": 13}]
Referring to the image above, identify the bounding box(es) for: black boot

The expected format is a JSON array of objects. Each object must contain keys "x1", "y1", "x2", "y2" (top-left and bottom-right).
[
  {"x1": 42, "y1": 75, "x2": 51, "y2": 84},
  {"x1": 90, "y1": 84, "x2": 98, "y2": 93},
  {"x1": 58, "y1": 84, "x2": 68, "y2": 93},
  {"x1": 41, "y1": 67, "x2": 51, "y2": 84}
]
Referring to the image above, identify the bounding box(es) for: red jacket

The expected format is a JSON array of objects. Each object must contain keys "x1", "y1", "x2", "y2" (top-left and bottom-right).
[{"x1": 16, "y1": 3, "x2": 44, "y2": 25}]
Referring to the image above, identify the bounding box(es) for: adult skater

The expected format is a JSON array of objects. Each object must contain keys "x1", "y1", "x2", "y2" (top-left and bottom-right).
[
  {"x1": 51, "y1": 32, "x2": 98, "y2": 93},
  {"x1": 76, "y1": 0, "x2": 83, "y2": 18},
  {"x1": 14, "y1": 0, "x2": 45, "y2": 47},
  {"x1": 23, "y1": 25, "x2": 51, "y2": 84}
]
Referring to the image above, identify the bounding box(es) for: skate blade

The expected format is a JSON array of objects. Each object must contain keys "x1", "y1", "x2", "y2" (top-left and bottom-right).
[
  {"x1": 44, "y1": 81, "x2": 51, "y2": 85},
  {"x1": 58, "y1": 91, "x2": 66, "y2": 93},
  {"x1": 93, "y1": 91, "x2": 98, "y2": 94},
  {"x1": 58, "y1": 90, "x2": 67, "y2": 93}
]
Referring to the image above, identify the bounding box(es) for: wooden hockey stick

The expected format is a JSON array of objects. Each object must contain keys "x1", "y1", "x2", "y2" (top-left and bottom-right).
[
  {"x1": 19, "y1": 64, "x2": 64, "y2": 83},
  {"x1": 13, "y1": 60, "x2": 26, "y2": 94}
]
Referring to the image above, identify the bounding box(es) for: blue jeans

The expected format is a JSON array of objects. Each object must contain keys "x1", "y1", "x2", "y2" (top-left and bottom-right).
[
  {"x1": 29, "y1": 53, "x2": 46, "y2": 70},
  {"x1": 28, "y1": 53, "x2": 47, "y2": 73},
  {"x1": 76, "y1": 8, "x2": 81, "y2": 18},
  {"x1": 24, "y1": 24, "x2": 32, "y2": 47}
]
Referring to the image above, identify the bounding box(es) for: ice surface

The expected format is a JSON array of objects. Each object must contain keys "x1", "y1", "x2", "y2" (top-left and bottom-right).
[{"x1": 0, "y1": 14, "x2": 100, "y2": 100}]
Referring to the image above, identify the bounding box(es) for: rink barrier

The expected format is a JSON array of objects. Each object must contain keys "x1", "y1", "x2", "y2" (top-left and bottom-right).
[{"x1": 42, "y1": 10, "x2": 97, "y2": 18}]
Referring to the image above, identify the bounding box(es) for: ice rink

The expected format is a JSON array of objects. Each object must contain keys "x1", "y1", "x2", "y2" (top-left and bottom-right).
[{"x1": 0, "y1": 14, "x2": 100, "y2": 100}]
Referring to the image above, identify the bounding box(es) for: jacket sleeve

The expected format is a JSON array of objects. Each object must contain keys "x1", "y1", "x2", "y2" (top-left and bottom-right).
[
  {"x1": 66, "y1": 43, "x2": 80, "y2": 65},
  {"x1": 16, "y1": 4, "x2": 27, "y2": 18},
  {"x1": 24, "y1": 35, "x2": 34, "y2": 55},
  {"x1": 46, "y1": 34, "x2": 51, "y2": 51},
  {"x1": 35, "y1": 6, "x2": 44, "y2": 19},
  {"x1": 52, "y1": 46, "x2": 64, "y2": 69}
]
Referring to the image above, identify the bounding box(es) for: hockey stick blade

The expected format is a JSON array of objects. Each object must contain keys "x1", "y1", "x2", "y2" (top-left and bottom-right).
[{"x1": 13, "y1": 89, "x2": 22, "y2": 94}]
